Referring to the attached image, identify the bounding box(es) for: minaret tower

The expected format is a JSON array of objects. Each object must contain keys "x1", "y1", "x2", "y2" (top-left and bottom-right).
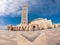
[{"x1": 21, "y1": 3, "x2": 28, "y2": 26}]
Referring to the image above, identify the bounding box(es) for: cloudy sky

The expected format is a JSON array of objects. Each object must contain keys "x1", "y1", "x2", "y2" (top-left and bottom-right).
[{"x1": 0, "y1": 0, "x2": 60, "y2": 30}]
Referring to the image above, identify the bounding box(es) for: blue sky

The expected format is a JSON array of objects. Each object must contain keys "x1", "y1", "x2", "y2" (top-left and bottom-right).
[{"x1": 0, "y1": 0, "x2": 60, "y2": 29}]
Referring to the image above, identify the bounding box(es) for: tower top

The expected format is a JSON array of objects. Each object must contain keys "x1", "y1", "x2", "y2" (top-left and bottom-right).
[{"x1": 23, "y1": 3, "x2": 28, "y2": 7}]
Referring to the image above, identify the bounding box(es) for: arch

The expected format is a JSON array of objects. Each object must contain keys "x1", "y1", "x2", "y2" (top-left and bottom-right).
[
  {"x1": 13, "y1": 27, "x2": 16, "y2": 31},
  {"x1": 28, "y1": 26, "x2": 30, "y2": 31},
  {"x1": 54, "y1": 25, "x2": 56, "y2": 28},
  {"x1": 33, "y1": 25, "x2": 36, "y2": 31},
  {"x1": 8, "y1": 26, "x2": 10, "y2": 30},
  {"x1": 16, "y1": 27, "x2": 18, "y2": 31},
  {"x1": 47, "y1": 27, "x2": 52, "y2": 29},
  {"x1": 41, "y1": 28, "x2": 45, "y2": 30},
  {"x1": 11, "y1": 27, "x2": 13, "y2": 31},
  {"x1": 58, "y1": 25, "x2": 60, "y2": 27},
  {"x1": 39, "y1": 23, "x2": 46, "y2": 30},
  {"x1": 19, "y1": 27, "x2": 21, "y2": 31},
  {"x1": 31, "y1": 24, "x2": 39, "y2": 31}
]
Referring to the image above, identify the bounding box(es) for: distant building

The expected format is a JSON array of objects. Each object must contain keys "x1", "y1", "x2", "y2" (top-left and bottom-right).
[
  {"x1": 54, "y1": 23, "x2": 60, "y2": 28},
  {"x1": 7, "y1": 3, "x2": 60, "y2": 31}
]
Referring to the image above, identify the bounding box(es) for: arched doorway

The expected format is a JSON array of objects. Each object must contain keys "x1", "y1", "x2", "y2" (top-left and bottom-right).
[
  {"x1": 54, "y1": 25, "x2": 56, "y2": 28},
  {"x1": 33, "y1": 26, "x2": 36, "y2": 31},
  {"x1": 11, "y1": 27, "x2": 13, "y2": 31}
]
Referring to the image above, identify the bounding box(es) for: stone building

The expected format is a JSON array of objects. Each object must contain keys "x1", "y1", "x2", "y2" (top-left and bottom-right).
[
  {"x1": 54, "y1": 23, "x2": 60, "y2": 28},
  {"x1": 7, "y1": 3, "x2": 60, "y2": 31}
]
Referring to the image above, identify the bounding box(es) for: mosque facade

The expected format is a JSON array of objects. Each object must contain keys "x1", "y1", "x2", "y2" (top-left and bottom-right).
[{"x1": 7, "y1": 3, "x2": 60, "y2": 31}]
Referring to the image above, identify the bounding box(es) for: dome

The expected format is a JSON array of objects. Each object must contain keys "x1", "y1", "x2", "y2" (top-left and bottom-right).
[
  {"x1": 31, "y1": 18, "x2": 45, "y2": 22},
  {"x1": 34, "y1": 18, "x2": 44, "y2": 20}
]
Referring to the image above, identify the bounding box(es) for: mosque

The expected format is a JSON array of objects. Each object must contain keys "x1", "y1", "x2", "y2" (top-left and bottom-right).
[{"x1": 7, "y1": 3, "x2": 60, "y2": 31}]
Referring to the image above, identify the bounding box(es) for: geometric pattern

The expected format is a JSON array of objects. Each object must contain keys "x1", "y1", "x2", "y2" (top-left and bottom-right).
[
  {"x1": 16, "y1": 31, "x2": 47, "y2": 45},
  {"x1": 21, "y1": 32, "x2": 40, "y2": 42}
]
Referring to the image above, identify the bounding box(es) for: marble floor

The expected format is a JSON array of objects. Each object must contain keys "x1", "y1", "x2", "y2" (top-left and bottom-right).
[{"x1": 0, "y1": 27, "x2": 60, "y2": 45}]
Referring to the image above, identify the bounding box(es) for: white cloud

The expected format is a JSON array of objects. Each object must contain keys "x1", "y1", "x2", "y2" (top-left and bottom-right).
[
  {"x1": 0, "y1": 0, "x2": 29, "y2": 16},
  {"x1": 0, "y1": 0, "x2": 59, "y2": 16}
]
